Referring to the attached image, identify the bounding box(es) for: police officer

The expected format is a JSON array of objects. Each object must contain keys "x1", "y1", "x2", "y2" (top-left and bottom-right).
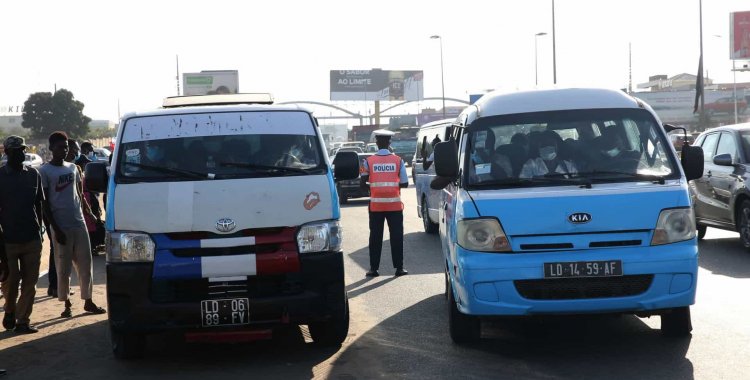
[{"x1": 360, "y1": 130, "x2": 409, "y2": 277}]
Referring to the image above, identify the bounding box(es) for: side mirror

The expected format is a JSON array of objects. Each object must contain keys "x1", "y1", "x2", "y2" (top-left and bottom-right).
[
  {"x1": 432, "y1": 140, "x2": 459, "y2": 189},
  {"x1": 333, "y1": 151, "x2": 359, "y2": 181},
  {"x1": 713, "y1": 153, "x2": 734, "y2": 167},
  {"x1": 84, "y1": 162, "x2": 109, "y2": 193},
  {"x1": 681, "y1": 145, "x2": 704, "y2": 181}
]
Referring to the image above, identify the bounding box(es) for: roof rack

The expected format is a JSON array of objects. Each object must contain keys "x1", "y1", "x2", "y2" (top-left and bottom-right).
[{"x1": 162, "y1": 93, "x2": 274, "y2": 108}]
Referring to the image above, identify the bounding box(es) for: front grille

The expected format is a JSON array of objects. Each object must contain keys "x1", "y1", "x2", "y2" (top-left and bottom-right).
[
  {"x1": 150, "y1": 274, "x2": 304, "y2": 303},
  {"x1": 514, "y1": 275, "x2": 653, "y2": 300},
  {"x1": 520, "y1": 243, "x2": 574, "y2": 250},
  {"x1": 589, "y1": 240, "x2": 642, "y2": 248}
]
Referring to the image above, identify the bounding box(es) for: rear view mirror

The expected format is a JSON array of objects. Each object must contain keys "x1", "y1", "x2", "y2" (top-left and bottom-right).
[
  {"x1": 713, "y1": 153, "x2": 734, "y2": 167},
  {"x1": 432, "y1": 140, "x2": 459, "y2": 189},
  {"x1": 84, "y1": 162, "x2": 109, "y2": 193},
  {"x1": 681, "y1": 145, "x2": 704, "y2": 181},
  {"x1": 333, "y1": 151, "x2": 359, "y2": 181}
]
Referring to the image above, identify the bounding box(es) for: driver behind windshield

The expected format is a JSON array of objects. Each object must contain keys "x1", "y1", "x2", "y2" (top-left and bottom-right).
[
  {"x1": 520, "y1": 130, "x2": 577, "y2": 178},
  {"x1": 589, "y1": 127, "x2": 640, "y2": 172}
]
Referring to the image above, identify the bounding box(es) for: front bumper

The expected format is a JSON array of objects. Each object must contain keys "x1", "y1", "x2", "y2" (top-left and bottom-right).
[
  {"x1": 451, "y1": 240, "x2": 698, "y2": 316},
  {"x1": 107, "y1": 251, "x2": 345, "y2": 333}
]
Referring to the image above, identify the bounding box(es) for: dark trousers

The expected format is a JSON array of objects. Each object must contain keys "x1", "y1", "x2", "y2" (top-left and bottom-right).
[{"x1": 368, "y1": 210, "x2": 404, "y2": 271}]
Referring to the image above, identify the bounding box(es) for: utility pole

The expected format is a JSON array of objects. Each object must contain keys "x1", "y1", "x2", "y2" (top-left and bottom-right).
[
  {"x1": 699, "y1": 0, "x2": 705, "y2": 127},
  {"x1": 628, "y1": 43, "x2": 633, "y2": 93},
  {"x1": 176, "y1": 55, "x2": 181, "y2": 96}
]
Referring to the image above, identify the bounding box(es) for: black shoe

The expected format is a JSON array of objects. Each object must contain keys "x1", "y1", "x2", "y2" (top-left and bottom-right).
[
  {"x1": 14, "y1": 324, "x2": 38, "y2": 334},
  {"x1": 61, "y1": 300, "x2": 72, "y2": 318},
  {"x1": 365, "y1": 269, "x2": 380, "y2": 277},
  {"x1": 47, "y1": 288, "x2": 58, "y2": 298},
  {"x1": 2, "y1": 312, "x2": 15, "y2": 330},
  {"x1": 395, "y1": 268, "x2": 409, "y2": 277},
  {"x1": 0, "y1": 368, "x2": 6, "y2": 376},
  {"x1": 84, "y1": 301, "x2": 106, "y2": 315}
]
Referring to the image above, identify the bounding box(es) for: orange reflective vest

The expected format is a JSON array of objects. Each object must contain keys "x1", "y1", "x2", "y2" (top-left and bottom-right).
[{"x1": 366, "y1": 154, "x2": 404, "y2": 212}]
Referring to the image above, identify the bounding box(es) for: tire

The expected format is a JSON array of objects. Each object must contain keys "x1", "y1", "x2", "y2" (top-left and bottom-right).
[
  {"x1": 738, "y1": 200, "x2": 750, "y2": 250},
  {"x1": 422, "y1": 198, "x2": 438, "y2": 234},
  {"x1": 448, "y1": 282, "x2": 480, "y2": 344},
  {"x1": 660, "y1": 306, "x2": 692, "y2": 337},
  {"x1": 340, "y1": 195, "x2": 349, "y2": 204},
  {"x1": 309, "y1": 292, "x2": 349, "y2": 346},
  {"x1": 111, "y1": 328, "x2": 146, "y2": 360},
  {"x1": 696, "y1": 224, "x2": 707, "y2": 240}
]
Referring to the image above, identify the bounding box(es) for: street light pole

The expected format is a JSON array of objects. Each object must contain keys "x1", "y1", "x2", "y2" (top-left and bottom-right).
[
  {"x1": 552, "y1": 0, "x2": 557, "y2": 84},
  {"x1": 733, "y1": 60, "x2": 738, "y2": 124},
  {"x1": 535, "y1": 32, "x2": 547, "y2": 86},
  {"x1": 431, "y1": 35, "x2": 446, "y2": 118}
]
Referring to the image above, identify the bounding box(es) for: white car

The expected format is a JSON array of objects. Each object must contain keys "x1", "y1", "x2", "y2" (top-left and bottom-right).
[{"x1": 0, "y1": 153, "x2": 44, "y2": 169}]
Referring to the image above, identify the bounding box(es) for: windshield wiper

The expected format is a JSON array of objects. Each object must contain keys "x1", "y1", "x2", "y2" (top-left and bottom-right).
[
  {"x1": 472, "y1": 176, "x2": 592, "y2": 189},
  {"x1": 123, "y1": 162, "x2": 208, "y2": 179},
  {"x1": 219, "y1": 161, "x2": 310, "y2": 175},
  {"x1": 584, "y1": 170, "x2": 667, "y2": 184}
]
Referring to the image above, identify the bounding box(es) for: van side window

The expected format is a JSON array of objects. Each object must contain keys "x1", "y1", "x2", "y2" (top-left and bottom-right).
[
  {"x1": 716, "y1": 133, "x2": 737, "y2": 161},
  {"x1": 701, "y1": 133, "x2": 720, "y2": 162}
]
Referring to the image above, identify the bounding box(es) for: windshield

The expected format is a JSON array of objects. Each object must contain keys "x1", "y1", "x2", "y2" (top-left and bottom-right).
[
  {"x1": 391, "y1": 139, "x2": 417, "y2": 153},
  {"x1": 116, "y1": 111, "x2": 325, "y2": 182},
  {"x1": 464, "y1": 108, "x2": 678, "y2": 188}
]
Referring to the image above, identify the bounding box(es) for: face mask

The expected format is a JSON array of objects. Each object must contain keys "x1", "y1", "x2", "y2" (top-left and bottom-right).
[
  {"x1": 74, "y1": 152, "x2": 81, "y2": 161},
  {"x1": 146, "y1": 146, "x2": 163, "y2": 161},
  {"x1": 86, "y1": 152, "x2": 95, "y2": 160},
  {"x1": 604, "y1": 148, "x2": 620, "y2": 157},
  {"x1": 539, "y1": 146, "x2": 557, "y2": 161}
]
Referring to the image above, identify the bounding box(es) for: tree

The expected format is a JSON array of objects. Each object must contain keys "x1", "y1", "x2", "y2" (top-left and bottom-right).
[{"x1": 22, "y1": 89, "x2": 91, "y2": 140}]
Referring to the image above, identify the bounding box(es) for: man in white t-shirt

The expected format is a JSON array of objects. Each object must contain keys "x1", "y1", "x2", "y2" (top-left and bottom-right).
[{"x1": 39, "y1": 131, "x2": 106, "y2": 318}]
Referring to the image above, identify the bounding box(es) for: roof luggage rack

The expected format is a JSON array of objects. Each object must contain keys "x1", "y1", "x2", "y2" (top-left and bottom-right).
[{"x1": 162, "y1": 93, "x2": 274, "y2": 108}]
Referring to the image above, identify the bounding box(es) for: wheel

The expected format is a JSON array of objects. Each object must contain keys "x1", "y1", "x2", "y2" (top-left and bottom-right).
[
  {"x1": 660, "y1": 307, "x2": 692, "y2": 337},
  {"x1": 340, "y1": 195, "x2": 349, "y2": 204},
  {"x1": 422, "y1": 198, "x2": 438, "y2": 234},
  {"x1": 448, "y1": 281, "x2": 480, "y2": 344},
  {"x1": 111, "y1": 328, "x2": 146, "y2": 360},
  {"x1": 309, "y1": 288, "x2": 349, "y2": 346},
  {"x1": 696, "y1": 224, "x2": 706, "y2": 240},
  {"x1": 738, "y1": 200, "x2": 750, "y2": 250}
]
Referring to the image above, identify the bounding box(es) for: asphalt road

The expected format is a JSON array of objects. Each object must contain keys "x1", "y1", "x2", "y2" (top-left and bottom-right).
[{"x1": 1, "y1": 185, "x2": 749, "y2": 379}]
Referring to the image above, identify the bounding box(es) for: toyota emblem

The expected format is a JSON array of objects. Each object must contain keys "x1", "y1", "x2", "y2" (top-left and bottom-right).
[{"x1": 216, "y1": 218, "x2": 236, "y2": 233}]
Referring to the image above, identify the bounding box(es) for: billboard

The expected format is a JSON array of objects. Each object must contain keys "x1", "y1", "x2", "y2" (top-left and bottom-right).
[
  {"x1": 731, "y1": 11, "x2": 750, "y2": 60},
  {"x1": 183, "y1": 70, "x2": 239, "y2": 96},
  {"x1": 330, "y1": 69, "x2": 424, "y2": 101},
  {"x1": 634, "y1": 90, "x2": 749, "y2": 124}
]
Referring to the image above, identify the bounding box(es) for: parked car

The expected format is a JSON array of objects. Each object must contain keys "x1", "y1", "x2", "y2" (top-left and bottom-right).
[
  {"x1": 335, "y1": 153, "x2": 373, "y2": 203},
  {"x1": 690, "y1": 122, "x2": 750, "y2": 246},
  {"x1": 93, "y1": 147, "x2": 111, "y2": 163},
  {"x1": 0, "y1": 153, "x2": 43, "y2": 169},
  {"x1": 431, "y1": 88, "x2": 703, "y2": 343},
  {"x1": 705, "y1": 97, "x2": 748, "y2": 116}
]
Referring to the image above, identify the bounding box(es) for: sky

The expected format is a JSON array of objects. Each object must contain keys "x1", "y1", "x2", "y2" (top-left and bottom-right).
[{"x1": 1, "y1": 0, "x2": 749, "y2": 124}]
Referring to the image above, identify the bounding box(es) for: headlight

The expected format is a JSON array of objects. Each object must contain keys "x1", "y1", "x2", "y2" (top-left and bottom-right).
[
  {"x1": 651, "y1": 208, "x2": 696, "y2": 245},
  {"x1": 106, "y1": 232, "x2": 155, "y2": 262},
  {"x1": 297, "y1": 221, "x2": 342, "y2": 253},
  {"x1": 457, "y1": 218, "x2": 511, "y2": 252}
]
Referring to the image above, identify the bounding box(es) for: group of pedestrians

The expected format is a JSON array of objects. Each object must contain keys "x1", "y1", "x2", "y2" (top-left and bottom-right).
[{"x1": 0, "y1": 132, "x2": 106, "y2": 337}]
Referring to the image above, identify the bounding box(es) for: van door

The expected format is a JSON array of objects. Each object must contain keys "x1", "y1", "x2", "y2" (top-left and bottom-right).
[{"x1": 441, "y1": 123, "x2": 465, "y2": 266}]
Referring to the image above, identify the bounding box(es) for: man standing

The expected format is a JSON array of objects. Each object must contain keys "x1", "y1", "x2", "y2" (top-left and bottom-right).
[
  {"x1": 0, "y1": 136, "x2": 45, "y2": 333},
  {"x1": 360, "y1": 130, "x2": 409, "y2": 277},
  {"x1": 39, "y1": 132, "x2": 106, "y2": 317}
]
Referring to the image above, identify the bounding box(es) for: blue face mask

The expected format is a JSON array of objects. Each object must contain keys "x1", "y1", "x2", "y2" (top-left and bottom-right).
[
  {"x1": 146, "y1": 146, "x2": 164, "y2": 161},
  {"x1": 74, "y1": 152, "x2": 81, "y2": 161}
]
